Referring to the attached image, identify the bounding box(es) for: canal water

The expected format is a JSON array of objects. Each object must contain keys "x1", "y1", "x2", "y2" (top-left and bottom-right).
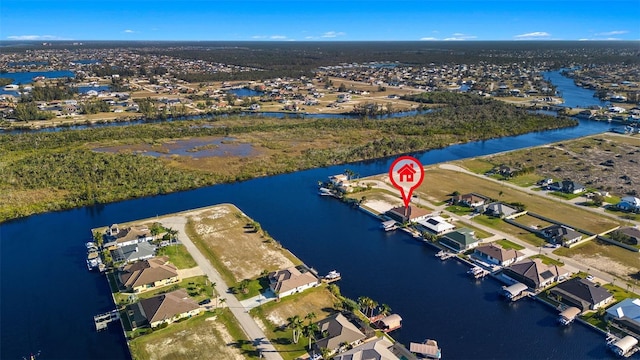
[{"x1": 0, "y1": 71, "x2": 632, "y2": 360}]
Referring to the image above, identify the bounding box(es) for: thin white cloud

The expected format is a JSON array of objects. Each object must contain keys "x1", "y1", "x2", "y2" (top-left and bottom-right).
[
  {"x1": 270, "y1": 35, "x2": 287, "y2": 39},
  {"x1": 419, "y1": 37, "x2": 438, "y2": 41},
  {"x1": 251, "y1": 35, "x2": 267, "y2": 39},
  {"x1": 6, "y1": 34, "x2": 65, "y2": 40},
  {"x1": 595, "y1": 30, "x2": 628, "y2": 36},
  {"x1": 321, "y1": 31, "x2": 345, "y2": 38},
  {"x1": 514, "y1": 31, "x2": 551, "y2": 39},
  {"x1": 443, "y1": 34, "x2": 477, "y2": 41},
  {"x1": 123, "y1": 29, "x2": 136, "y2": 33}
]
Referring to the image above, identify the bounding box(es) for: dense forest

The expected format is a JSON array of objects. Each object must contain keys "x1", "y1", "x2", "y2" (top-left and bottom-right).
[{"x1": 0, "y1": 96, "x2": 577, "y2": 222}]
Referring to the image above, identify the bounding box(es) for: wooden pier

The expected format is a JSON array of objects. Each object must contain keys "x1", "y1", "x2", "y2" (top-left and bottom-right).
[{"x1": 94, "y1": 310, "x2": 120, "y2": 331}]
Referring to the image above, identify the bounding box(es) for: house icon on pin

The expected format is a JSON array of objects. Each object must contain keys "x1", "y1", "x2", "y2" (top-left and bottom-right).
[{"x1": 397, "y1": 163, "x2": 416, "y2": 182}]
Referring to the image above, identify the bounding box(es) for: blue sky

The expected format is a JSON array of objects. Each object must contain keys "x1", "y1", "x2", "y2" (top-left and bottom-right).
[{"x1": 1, "y1": 0, "x2": 639, "y2": 41}]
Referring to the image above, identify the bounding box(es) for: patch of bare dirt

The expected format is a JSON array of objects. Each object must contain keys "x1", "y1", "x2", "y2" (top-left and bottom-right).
[{"x1": 572, "y1": 253, "x2": 639, "y2": 281}]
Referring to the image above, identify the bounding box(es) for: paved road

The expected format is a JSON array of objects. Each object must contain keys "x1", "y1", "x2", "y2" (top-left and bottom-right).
[
  {"x1": 160, "y1": 216, "x2": 284, "y2": 360},
  {"x1": 360, "y1": 173, "x2": 632, "y2": 288}
]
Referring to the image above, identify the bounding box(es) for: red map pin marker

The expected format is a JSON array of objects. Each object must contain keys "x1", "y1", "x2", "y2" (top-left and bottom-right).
[{"x1": 389, "y1": 156, "x2": 425, "y2": 208}]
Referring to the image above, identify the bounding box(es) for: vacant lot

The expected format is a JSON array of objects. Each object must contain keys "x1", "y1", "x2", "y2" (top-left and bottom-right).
[
  {"x1": 554, "y1": 239, "x2": 640, "y2": 282},
  {"x1": 460, "y1": 133, "x2": 640, "y2": 197},
  {"x1": 185, "y1": 204, "x2": 300, "y2": 283},
  {"x1": 415, "y1": 168, "x2": 622, "y2": 234},
  {"x1": 251, "y1": 286, "x2": 339, "y2": 360},
  {"x1": 129, "y1": 310, "x2": 254, "y2": 360}
]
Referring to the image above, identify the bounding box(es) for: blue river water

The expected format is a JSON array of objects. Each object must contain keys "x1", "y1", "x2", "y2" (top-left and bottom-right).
[{"x1": 0, "y1": 71, "x2": 633, "y2": 360}]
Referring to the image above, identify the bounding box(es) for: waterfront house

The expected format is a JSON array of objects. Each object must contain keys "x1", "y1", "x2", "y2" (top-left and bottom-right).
[
  {"x1": 617, "y1": 196, "x2": 640, "y2": 212},
  {"x1": 481, "y1": 202, "x2": 520, "y2": 218},
  {"x1": 502, "y1": 258, "x2": 569, "y2": 290},
  {"x1": 329, "y1": 174, "x2": 349, "y2": 186},
  {"x1": 315, "y1": 313, "x2": 366, "y2": 354},
  {"x1": 333, "y1": 337, "x2": 401, "y2": 360},
  {"x1": 439, "y1": 228, "x2": 479, "y2": 252},
  {"x1": 541, "y1": 225, "x2": 583, "y2": 246},
  {"x1": 451, "y1": 193, "x2": 490, "y2": 208},
  {"x1": 549, "y1": 277, "x2": 613, "y2": 311},
  {"x1": 127, "y1": 289, "x2": 201, "y2": 329},
  {"x1": 119, "y1": 256, "x2": 179, "y2": 293},
  {"x1": 268, "y1": 266, "x2": 319, "y2": 299},
  {"x1": 386, "y1": 205, "x2": 432, "y2": 224},
  {"x1": 417, "y1": 216, "x2": 455, "y2": 235},
  {"x1": 106, "y1": 224, "x2": 154, "y2": 248},
  {"x1": 473, "y1": 244, "x2": 525, "y2": 267},
  {"x1": 111, "y1": 241, "x2": 156, "y2": 264},
  {"x1": 605, "y1": 298, "x2": 640, "y2": 334}
]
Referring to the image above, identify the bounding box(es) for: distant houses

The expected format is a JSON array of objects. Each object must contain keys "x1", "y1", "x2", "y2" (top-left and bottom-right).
[
  {"x1": 451, "y1": 193, "x2": 489, "y2": 208},
  {"x1": 547, "y1": 180, "x2": 585, "y2": 194},
  {"x1": 617, "y1": 196, "x2": 640, "y2": 212}
]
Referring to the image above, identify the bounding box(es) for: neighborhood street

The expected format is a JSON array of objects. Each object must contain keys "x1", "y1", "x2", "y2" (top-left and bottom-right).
[{"x1": 159, "y1": 216, "x2": 285, "y2": 360}]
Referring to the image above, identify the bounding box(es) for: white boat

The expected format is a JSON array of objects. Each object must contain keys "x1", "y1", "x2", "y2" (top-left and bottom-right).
[
  {"x1": 3, "y1": 84, "x2": 19, "y2": 91},
  {"x1": 323, "y1": 270, "x2": 341, "y2": 282},
  {"x1": 467, "y1": 266, "x2": 483, "y2": 275}
]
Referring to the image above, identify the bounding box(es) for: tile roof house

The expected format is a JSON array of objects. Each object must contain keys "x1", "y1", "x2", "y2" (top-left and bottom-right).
[
  {"x1": 119, "y1": 256, "x2": 179, "y2": 293},
  {"x1": 386, "y1": 205, "x2": 431, "y2": 223},
  {"x1": 127, "y1": 288, "x2": 201, "y2": 328},
  {"x1": 550, "y1": 277, "x2": 614, "y2": 311},
  {"x1": 333, "y1": 337, "x2": 400, "y2": 360},
  {"x1": 106, "y1": 224, "x2": 154, "y2": 248},
  {"x1": 439, "y1": 228, "x2": 480, "y2": 252},
  {"x1": 315, "y1": 313, "x2": 366, "y2": 353},
  {"x1": 473, "y1": 244, "x2": 525, "y2": 267},
  {"x1": 268, "y1": 266, "x2": 319, "y2": 299},
  {"x1": 502, "y1": 258, "x2": 570, "y2": 290},
  {"x1": 541, "y1": 225, "x2": 583, "y2": 246},
  {"x1": 605, "y1": 298, "x2": 640, "y2": 334}
]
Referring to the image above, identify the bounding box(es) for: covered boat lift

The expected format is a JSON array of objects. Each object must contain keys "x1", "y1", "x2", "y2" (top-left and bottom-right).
[
  {"x1": 502, "y1": 282, "x2": 528, "y2": 301},
  {"x1": 609, "y1": 335, "x2": 638, "y2": 357},
  {"x1": 410, "y1": 339, "x2": 441, "y2": 359},
  {"x1": 376, "y1": 314, "x2": 402, "y2": 333},
  {"x1": 558, "y1": 307, "x2": 581, "y2": 325}
]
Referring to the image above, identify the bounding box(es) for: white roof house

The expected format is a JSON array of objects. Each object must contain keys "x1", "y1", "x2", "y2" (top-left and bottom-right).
[{"x1": 416, "y1": 216, "x2": 455, "y2": 235}]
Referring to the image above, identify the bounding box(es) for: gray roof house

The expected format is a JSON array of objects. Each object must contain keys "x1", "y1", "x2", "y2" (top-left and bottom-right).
[
  {"x1": 333, "y1": 337, "x2": 400, "y2": 360},
  {"x1": 112, "y1": 241, "x2": 157, "y2": 263},
  {"x1": 605, "y1": 298, "x2": 640, "y2": 334},
  {"x1": 550, "y1": 277, "x2": 614, "y2": 311},
  {"x1": 541, "y1": 225, "x2": 583, "y2": 246},
  {"x1": 315, "y1": 313, "x2": 366, "y2": 353},
  {"x1": 482, "y1": 202, "x2": 519, "y2": 218}
]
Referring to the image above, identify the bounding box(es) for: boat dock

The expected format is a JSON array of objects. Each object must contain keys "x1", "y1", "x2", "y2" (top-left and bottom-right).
[
  {"x1": 435, "y1": 250, "x2": 456, "y2": 260},
  {"x1": 468, "y1": 266, "x2": 490, "y2": 279},
  {"x1": 322, "y1": 270, "x2": 341, "y2": 283},
  {"x1": 94, "y1": 310, "x2": 120, "y2": 331}
]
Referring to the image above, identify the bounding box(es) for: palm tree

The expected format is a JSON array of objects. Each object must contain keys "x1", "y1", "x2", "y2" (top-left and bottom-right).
[
  {"x1": 305, "y1": 312, "x2": 317, "y2": 325},
  {"x1": 287, "y1": 315, "x2": 304, "y2": 344},
  {"x1": 304, "y1": 323, "x2": 320, "y2": 350},
  {"x1": 357, "y1": 296, "x2": 372, "y2": 316},
  {"x1": 379, "y1": 303, "x2": 392, "y2": 317},
  {"x1": 369, "y1": 299, "x2": 379, "y2": 318}
]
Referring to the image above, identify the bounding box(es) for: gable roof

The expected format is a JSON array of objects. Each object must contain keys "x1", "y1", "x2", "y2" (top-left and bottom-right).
[
  {"x1": 485, "y1": 202, "x2": 518, "y2": 217},
  {"x1": 442, "y1": 228, "x2": 477, "y2": 246},
  {"x1": 542, "y1": 225, "x2": 582, "y2": 242},
  {"x1": 113, "y1": 241, "x2": 156, "y2": 263},
  {"x1": 119, "y1": 256, "x2": 178, "y2": 289},
  {"x1": 315, "y1": 313, "x2": 366, "y2": 351},
  {"x1": 475, "y1": 244, "x2": 522, "y2": 262},
  {"x1": 268, "y1": 267, "x2": 318, "y2": 294},
  {"x1": 416, "y1": 216, "x2": 455, "y2": 233},
  {"x1": 333, "y1": 337, "x2": 399, "y2": 360},
  {"x1": 551, "y1": 278, "x2": 613, "y2": 308},
  {"x1": 139, "y1": 288, "x2": 200, "y2": 324},
  {"x1": 504, "y1": 258, "x2": 566, "y2": 288},
  {"x1": 606, "y1": 298, "x2": 640, "y2": 325},
  {"x1": 386, "y1": 205, "x2": 431, "y2": 222}
]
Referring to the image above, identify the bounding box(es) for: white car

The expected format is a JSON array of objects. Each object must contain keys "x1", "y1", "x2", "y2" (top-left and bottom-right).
[{"x1": 586, "y1": 275, "x2": 595, "y2": 282}]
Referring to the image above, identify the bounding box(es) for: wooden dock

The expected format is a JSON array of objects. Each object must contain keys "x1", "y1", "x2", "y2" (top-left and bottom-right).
[{"x1": 94, "y1": 310, "x2": 120, "y2": 331}]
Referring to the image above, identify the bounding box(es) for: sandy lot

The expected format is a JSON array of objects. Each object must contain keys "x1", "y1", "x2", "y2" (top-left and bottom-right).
[{"x1": 188, "y1": 204, "x2": 296, "y2": 281}]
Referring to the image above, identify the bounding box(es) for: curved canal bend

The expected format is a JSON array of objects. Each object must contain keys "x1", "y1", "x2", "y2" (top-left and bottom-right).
[{"x1": 1, "y1": 70, "x2": 631, "y2": 359}]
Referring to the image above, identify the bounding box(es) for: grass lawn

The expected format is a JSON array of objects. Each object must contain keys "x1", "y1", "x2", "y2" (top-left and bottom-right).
[
  {"x1": 419, "y1": 168, "x2": 622, "y2": 234},
  {"x1": 136, "y1": 275, "x2": 215, "y2": 303},
  {"x1": 456, "y1": 158, "x2": 495, "y2": 174},
  {"x1": 156, "y1": 244, "x2": 197, "y2": 269},
  {"x1": 530, "y1": 254, "x2": 564, "y2": 266},
  {"x1": 550, "y1": 191, "x2": 583, "y2": 200},
  {"x1": 495, "y1": 239, "x2": 525, "y2": 250},
  {"x1": 250, "y1": 286, "x2": 339, "y2": 360},
  {"x1": 129, "y1": 309, "x2": 257, "y2": 360},
  {"x1": 457, "y1": 222, "x2": 493, "y2": 239},
  {"x1": 580, "y1": 312, "x2": 608, "y2": 331},
  {"x1": 511, "y1": 214, "x2": 553, "y2": 229},
  {"x1": 507, "y1": 173, "x2": 544, "y2": 187},
  {"x1": 445, "y1": 205, "x2": 474, "y2": 216},
  {"x1": 602, "y1": 283, "x2": 640, "y2": 302}
]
